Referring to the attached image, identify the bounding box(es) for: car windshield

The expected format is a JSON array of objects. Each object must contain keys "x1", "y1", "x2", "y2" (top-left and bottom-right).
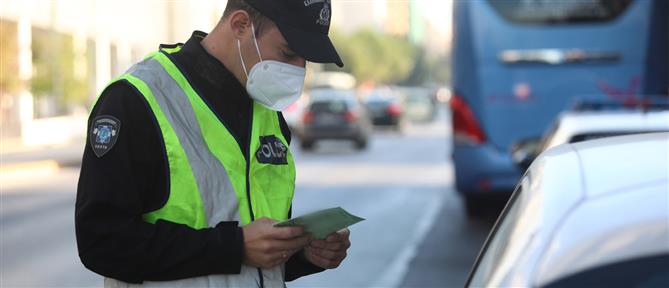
[
  {"x1": 309, "y1": 101, "x2": 349, "y2": 114},
  {"x1": 365, "y1": 100, "x2": 391, "y2": 107},
  {"x1": 488, "y1": 0, "x2": 634, "y2": 25}
]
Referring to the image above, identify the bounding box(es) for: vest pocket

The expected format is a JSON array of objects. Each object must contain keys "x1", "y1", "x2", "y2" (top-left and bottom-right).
[{"x1": 251, "y1": 162, "x2": 295, "y2": 221}]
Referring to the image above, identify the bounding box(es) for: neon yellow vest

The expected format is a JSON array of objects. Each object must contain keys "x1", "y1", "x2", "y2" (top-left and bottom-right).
[
  {"x1": 97, "y1": 46, "x2": 295, "y2": 287},
  {"x1": 118, "y1": 46, "x2": 295, "y2": 227}
]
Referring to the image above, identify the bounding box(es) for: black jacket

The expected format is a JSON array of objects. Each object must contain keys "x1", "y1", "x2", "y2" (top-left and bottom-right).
[{"x1": 75, "y1": 31, "x2": 322, "y2": 284}]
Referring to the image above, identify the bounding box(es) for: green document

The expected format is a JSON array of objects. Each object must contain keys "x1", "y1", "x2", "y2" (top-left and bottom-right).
[{"x1": 274, "y1": 207, "x2": 365, "y2": 239}]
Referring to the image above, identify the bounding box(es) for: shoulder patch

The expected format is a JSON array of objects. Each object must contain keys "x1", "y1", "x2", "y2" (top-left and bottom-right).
[{"x1": 90, "y1": 115, "x2": 121, "y2": 158}]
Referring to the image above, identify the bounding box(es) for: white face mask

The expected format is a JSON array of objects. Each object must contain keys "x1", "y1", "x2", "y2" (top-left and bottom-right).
[{"x1": 237, "y1": 24, "x2": 306, "y2": 111}]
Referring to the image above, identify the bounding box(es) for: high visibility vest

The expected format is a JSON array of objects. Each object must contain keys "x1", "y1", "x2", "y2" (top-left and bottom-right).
[{"x1": 101, "y1": 45, "x2": 296, "y2": 288}]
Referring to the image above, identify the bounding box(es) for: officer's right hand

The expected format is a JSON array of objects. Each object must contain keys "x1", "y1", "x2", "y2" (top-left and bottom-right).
[{"x1": 242, "y1": 217, "x2": 311, "y2": 269}]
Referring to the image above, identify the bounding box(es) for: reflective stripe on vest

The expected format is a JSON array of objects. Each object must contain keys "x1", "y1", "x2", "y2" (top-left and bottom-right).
[{"x1": 98, "y1": 47, "x2": 295, "y2": 288}]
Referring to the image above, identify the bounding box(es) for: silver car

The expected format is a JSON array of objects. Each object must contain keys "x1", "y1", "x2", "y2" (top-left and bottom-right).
[{"x1": 467, "y1": 133, "x2": 669, "y2": 287}]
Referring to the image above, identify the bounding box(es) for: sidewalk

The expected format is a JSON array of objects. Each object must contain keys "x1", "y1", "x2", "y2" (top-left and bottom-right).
[
  {"x1": 2, "y1": 136, "x2": 85, "y2": 164},
  {"x1": 1, "y1": 137, "x2": 85, "y2": 184}
]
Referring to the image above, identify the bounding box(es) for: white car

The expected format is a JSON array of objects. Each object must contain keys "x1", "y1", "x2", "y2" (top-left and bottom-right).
[
  {"x1": 513, "y1": 109, "x2": 669, "y2": 169},
  {"x1": 467, "y1": 133, "x2": 669, "y2": 287}
]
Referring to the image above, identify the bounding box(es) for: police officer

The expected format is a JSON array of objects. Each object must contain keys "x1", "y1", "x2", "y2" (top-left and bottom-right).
[{"x1": 75, "y1": 0, "x2": 350, "y2": 287}]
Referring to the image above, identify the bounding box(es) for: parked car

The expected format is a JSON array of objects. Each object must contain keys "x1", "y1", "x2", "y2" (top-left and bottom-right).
[
  {"x1": 467, "y1": 133, "x2": 669, "y2": 287},
  {"x1": 512, "y1": 102, "x2": 669, "y2": 170},
  {"x1": 364, "y1": 91, "x2": 403, "y2": 131},
  {"x1": 299, "y1": 89, "x2": 371, "y2": 151}
]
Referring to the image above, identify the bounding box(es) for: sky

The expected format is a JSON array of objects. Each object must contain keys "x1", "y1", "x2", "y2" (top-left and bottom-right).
[{"x1": 413, "y1": 0, "x2": 453, "y2": 34}]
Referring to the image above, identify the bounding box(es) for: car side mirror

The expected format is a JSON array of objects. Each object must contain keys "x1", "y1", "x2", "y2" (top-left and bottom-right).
[{"x1": 511, "y1": 137, "x2": 542, "y2": 171}]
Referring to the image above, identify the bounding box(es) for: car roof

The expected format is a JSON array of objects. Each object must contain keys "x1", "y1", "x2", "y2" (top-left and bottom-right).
[
  {"x1": 555, "y1": 110, "x2": 669, "y2": 136},
  {"x1": 535, "y1": 181, "x2": 668, "y2": 286},
  {"x1": 531, "y1": 133, "x2": 669, "y2": 285},
  {"x1": 364, "y1": 88, "x2": 399, "y2": 102},
  {"x1": 570, "y1": 132, "x2": 669, "y2": 197},
  {"x1": 308, "y1": 89, "x2": 358, "y2": 103}
]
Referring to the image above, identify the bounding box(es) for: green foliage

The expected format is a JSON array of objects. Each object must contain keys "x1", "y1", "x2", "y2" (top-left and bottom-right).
[
  {"x1": 325, "y1": 29, "x2": 418, "y2": 84},
  {"x1": 31, "y1": 28, "x2": 88, "y2": 107},
  {"x1": 404, "y1": 51, "x2": 450, "y2": 86},
  {"x1": 324, "y1": 29, "x2": 449, "y2": 86}
]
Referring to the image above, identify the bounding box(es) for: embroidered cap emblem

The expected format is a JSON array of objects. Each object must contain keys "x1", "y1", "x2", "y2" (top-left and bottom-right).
[{"x1": 316, "y1": 0, "x2": 331, "y2": 26}]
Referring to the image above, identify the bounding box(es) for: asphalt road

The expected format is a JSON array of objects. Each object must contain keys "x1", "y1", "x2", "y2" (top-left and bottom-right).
[{"x1": 1, "y1": 108, "x2": 499, "y2": 287}]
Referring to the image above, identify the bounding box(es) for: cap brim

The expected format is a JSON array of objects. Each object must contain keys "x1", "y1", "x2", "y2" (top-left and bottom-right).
[{"x1": 276, "y1": 22, "x2": 344, "y2": 68}]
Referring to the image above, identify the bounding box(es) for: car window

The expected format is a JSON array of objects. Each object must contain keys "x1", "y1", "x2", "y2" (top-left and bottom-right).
[
  {"x1": 542, "y1": 254, "x2": 669, "y2": 288},
  {"x1": 365, "y1": 100, "x2": 389, "y2": 108},
  {"x1": 488, "y1": 0, "x2": 634, "y2": 25},
  {"x1": 569, "y1": 131, "x2": 669, "y2": 143},
  {"x1": 309, "y1": 101, "x2": 348, "y2": 114},
  {"x1": 467, "y1": 176, "x2": 529, "y2": 287}
]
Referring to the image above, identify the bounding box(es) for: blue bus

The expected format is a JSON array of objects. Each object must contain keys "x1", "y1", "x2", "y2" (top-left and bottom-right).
[{"x1": 451, "y1": 0, "x2": 667, "y2": 216}]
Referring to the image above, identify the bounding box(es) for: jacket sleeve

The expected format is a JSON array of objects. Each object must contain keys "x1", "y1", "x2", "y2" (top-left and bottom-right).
[
  {"x1": 75, "y1": 80, "x2": 243, "y2": 283},
  {"x1": 284, "y1": 252, "x2": 326, "y2": 282}
]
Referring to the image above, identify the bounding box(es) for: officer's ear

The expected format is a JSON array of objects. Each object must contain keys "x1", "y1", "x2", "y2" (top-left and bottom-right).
[{"x1": 228, "y1": 10, "x2": 252, "y2": 39}]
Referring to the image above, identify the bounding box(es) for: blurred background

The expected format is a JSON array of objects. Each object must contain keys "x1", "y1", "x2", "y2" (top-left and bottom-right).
[{"x1": 0, "y1": 0, "x2": 666, "y2": 287}]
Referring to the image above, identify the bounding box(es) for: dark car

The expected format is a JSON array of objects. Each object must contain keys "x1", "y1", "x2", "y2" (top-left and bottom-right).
[
  {"x1": 299, "y1": 89, "x2": 371, "y2": 151},
  {"x1": 364, "y1": 92, "x2": 403, "y2": 131}
]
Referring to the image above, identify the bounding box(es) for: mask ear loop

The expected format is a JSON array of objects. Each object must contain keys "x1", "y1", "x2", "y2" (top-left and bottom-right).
[
  {"x1": 250, "y1": 24, "x2": 263, "y2": 62},
  {"x1": 237, "y1": 39, "x2": 249, "y2": 78}
]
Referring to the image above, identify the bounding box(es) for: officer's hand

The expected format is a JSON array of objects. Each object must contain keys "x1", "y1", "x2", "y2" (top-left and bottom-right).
[
  {"x1": 303, "y1": 228, "x2": 351, "y2": 269},
  {"x1": 242, "y1": 217, "x2": 311, "y2": 269}
]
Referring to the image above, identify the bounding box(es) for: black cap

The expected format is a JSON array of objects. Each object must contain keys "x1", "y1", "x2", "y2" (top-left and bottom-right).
[{"x1": 245, "y1": 0, "x2": 343, "y2": 67}]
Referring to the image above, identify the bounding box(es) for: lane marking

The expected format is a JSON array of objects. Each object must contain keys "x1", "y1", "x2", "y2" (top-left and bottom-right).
[{"x1": 372, "y1": 189, "x2": 446, "y2": 287}]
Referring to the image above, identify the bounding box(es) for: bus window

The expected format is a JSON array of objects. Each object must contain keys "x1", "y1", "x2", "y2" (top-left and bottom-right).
[{"x1": 488, "y1": 0, "x2": 634, "y2": 25}]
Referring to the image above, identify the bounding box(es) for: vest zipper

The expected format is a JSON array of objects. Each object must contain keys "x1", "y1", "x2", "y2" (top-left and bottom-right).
[{"x1": 244, "y1": 104, "x2": 265, "y2": 288}]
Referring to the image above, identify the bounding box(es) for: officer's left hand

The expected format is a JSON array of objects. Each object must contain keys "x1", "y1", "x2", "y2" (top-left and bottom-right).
[{"x1": 303, "y1": 229, "x2": 351, "y2": 269}]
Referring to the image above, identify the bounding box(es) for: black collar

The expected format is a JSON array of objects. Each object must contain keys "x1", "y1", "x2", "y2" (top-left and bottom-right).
[
  {"x1": 158, "y1": 31, "x2": 291, "y2": 155},
  {"x1": 176, "y1": 31, "x2": 248, "y2": 99},
  {"x1": 165, "y1": 31, "x2": 255, "y2": 154}
]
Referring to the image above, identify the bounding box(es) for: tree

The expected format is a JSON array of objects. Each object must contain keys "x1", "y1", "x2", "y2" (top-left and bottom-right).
[{"x1": 324, "y1": 29, "x2": 418, "y2": 85}]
